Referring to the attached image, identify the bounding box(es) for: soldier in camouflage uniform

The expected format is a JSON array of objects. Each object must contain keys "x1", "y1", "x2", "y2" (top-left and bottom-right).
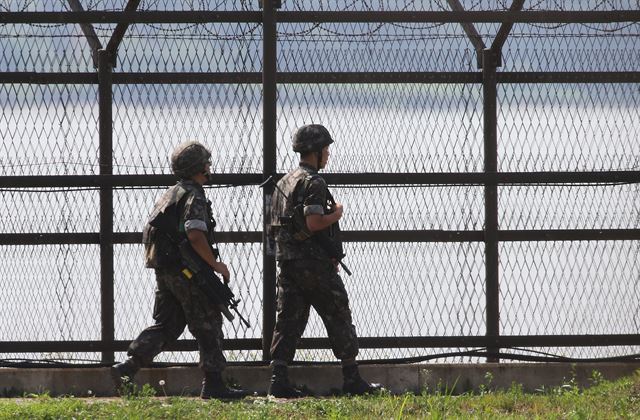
[
  {"x1": 267, "y1": 124, "x2": 383, "y2": 397},
  {"x1": 111, "y1": 141, "x2": 247, "y2": 399}
]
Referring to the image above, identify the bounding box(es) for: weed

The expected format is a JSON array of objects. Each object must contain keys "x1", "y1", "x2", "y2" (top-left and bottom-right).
[
  {"x1": 119, "y1": 382, "x2": 157, "y2": 400},
  {"x1": 158, "y1": 379, "x2": 167, "y2": 397},
  {"x1": 396, "y1": 394, "x2": 410, "y2": 419},
  {"x1": 478, "y1": 371, "x2": 494, "y2": 395},
  {"x1": 589, "y1": 369, "x2": 604, "y2": 387}
]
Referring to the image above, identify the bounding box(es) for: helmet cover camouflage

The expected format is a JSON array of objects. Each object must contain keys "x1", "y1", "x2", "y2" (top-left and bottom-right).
[
  {"x1": 170, "y1": 141, "x2": 211, "y2": 179},
  {"x1": 291, "y1": 124, "x2": 334, "y2": 153}
]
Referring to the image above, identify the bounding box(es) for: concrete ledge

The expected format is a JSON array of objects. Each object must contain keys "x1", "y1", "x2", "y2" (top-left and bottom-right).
[{"x1": 1, "y1": 363, "x2": 638, "y2": 397}]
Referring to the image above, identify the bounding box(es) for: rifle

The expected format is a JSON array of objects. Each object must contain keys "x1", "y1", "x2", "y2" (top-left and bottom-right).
[
  {"x1": 177, "y1": 239, "x2": 251, "y2": 329},
  {"x1": 259, "y1": 175, "x2": 352, "y2": 276}
]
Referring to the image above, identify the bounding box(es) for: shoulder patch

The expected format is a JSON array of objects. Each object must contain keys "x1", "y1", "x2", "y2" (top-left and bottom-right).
[{"x1": 305, "y1": 173, "x2": 326, "y2": 187}]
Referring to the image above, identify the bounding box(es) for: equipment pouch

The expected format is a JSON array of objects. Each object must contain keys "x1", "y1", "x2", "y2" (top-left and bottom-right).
[
  {"x1": 290, "y1": 204, "x2": 312, "y2": 241},
  {"x1": 143, "y1": 225, "x2": 180, "y2": 269}
]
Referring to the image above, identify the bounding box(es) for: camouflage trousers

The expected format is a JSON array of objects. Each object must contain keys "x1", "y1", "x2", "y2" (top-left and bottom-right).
[
  {"x1": 127, "y1": 268, "x2": 226, "y2": 373},
  {"x1": 270, "y1": 259, "x2": 359, "y2": 363}
]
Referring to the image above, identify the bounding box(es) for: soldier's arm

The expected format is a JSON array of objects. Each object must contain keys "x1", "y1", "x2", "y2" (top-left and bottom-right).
[
  {"x1": 182, "y1": 194, "x2": 230, "y2": 282},
  {"x1": 306, "y1": 207, "x2": 342, "y2": 232},
  {"x1": 187, "y1": 229, "x2": 230, "y2": 282},
  {"x1": 303, "y1": 177, "x2": 343, "y2": 232}
]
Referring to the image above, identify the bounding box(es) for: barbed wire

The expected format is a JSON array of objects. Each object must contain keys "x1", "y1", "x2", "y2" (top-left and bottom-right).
[
  {"x1": 0, "y1": 159, "x2": 260, "y2": 169},
  {"x1": 3, "y1": 33, "x2": 639, "y2": 44},
  {"x1": 4, "y1": 0, "x2": 639, "y2": 13},
  {"x1": 1, "y1": 25, "x2": 637, "y2": 43},
  {"x1": 2, "y1": 158, "x2": 638, "y2": 171},
  {"x1": 2, "y1": 0, "x2": 639, "y2": 35},
  {"x1": 1, "y1": 23, "x2": 637, "y2": 42}
]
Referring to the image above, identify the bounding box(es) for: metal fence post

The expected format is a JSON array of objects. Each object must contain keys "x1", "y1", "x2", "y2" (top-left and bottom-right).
[
  {"x1": 482, "y1": 48, "x2": 500, "y2": 362},
  {"x1": 261, "y1": 0, "x2": 278, "y2": 361},
  {"x1": 98, "y1": 49, "x2": 115, "y2": 363}
]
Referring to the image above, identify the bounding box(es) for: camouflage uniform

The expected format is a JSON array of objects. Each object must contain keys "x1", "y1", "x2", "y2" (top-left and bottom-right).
[
  {"x1": 269, "y1": 162, "x2": 359, "y2": 363},
  {"x1": 127, "y1": 179, "x2": 226, "y2": 373}
]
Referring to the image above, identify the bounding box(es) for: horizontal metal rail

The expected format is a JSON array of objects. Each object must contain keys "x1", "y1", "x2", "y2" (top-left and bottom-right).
[
  {"x1": 499, "y1": 72, "x2": 640, "y2": 84},
  {"x1": 0, "y1": 11, "x2": 262, "y2": 24},
  {"x1": 0, "y1": 174, "x2": 261, "y2": 188},
  {"x1": 499, "y1": 230, "x2": 640, "y2": 241},
  {"x1": 321, "y1": 171, "x2": 640, "y2": 185},
  {"x1": 1, "y1": 10, "x2": 640, "y2": 24},
  {"x1": 0, "y1": 339, "x2": 262, "y2": 353},
  {"x1": 2, "y1": 334, "x2": 639, "y2": 353},
  {"x1": 1, "y1": 171, "x2": 639, "y2": 188},
  {"x1": 2, "y1": 229, "x2": 639, "y2": 245},
  {"x1": 3, "y1": 72, "x2": 640, "y2": 85},
  {"x1": 0, "y1": 232, "x2": 261, "y2": 245}
]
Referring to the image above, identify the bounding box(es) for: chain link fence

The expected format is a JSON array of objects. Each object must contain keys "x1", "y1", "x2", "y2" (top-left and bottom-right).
[{"x1": 1, "y1": 0, "x2": 639, "y2": 365}]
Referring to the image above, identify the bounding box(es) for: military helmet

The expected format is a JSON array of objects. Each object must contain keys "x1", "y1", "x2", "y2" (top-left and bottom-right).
[
  {"x1": 170, "y1": 141, "x2": 211, "y2": 179},
  {"x1": 292, "y1": 124, "x2": 334, "y2": 153}
]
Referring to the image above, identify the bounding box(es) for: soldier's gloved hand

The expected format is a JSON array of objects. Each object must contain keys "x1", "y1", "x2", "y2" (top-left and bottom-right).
[
  {"x1": 331, "y1": 258, "x2": 340, "y2": 273},
  {"x1": 212, "y1": 261, "x2": 231, "y2": 283}
]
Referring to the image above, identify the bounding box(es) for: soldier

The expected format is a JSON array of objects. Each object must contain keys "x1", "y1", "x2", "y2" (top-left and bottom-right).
[
  {"x1": 111, "y1": 141, "x2": 248, "y2": 399},
  {"x1": 267, "y1": 124, "x2": 383, "y2": 397}
]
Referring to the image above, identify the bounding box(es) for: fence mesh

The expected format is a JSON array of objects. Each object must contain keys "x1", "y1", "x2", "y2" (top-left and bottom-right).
[
  {"x1": 112, "y1": 84, "x2": 263, "y2": 175},
  {"x1": 0, "y1": 84, "x2": 99, "y2": 176},
  {"x1": 1, "y1": 0, "x2": 639, "y2": 364},
  {"x1": 276, "y1": 83, "x2": 484, "y2": 173},
  {"x1": 499, "y1": 84, "x2": 640, "y2": 172}
]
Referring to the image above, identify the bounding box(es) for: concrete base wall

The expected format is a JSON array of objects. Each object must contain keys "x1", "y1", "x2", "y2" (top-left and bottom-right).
[{"x1": 1, "y1": 363, "x2": 638, "y2": 397}]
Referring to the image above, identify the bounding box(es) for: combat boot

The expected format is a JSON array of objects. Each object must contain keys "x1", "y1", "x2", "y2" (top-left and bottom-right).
[
  {"x1": 110, "y1": 356, "x2": 141, "y2": 392},
  {"x1": 342, "y1": 364, "x2": 384, "y2": 395},
  {"x1": 268, "y1": 364, "x2": 304, "y2": 398},
  {"x1": 200, "y1": 371, "x2": 249, "y2": 399}
]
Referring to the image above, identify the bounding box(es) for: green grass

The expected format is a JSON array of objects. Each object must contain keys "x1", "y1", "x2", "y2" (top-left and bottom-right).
[{"x1": 1, "y1": 371, "x2": 639, "y2": 419}]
